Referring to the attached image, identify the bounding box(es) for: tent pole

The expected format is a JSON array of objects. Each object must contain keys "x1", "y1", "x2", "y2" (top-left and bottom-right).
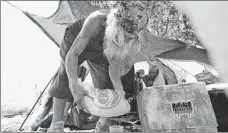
[{"x1": 19, "y1": 71, "x2": 58, "y2": 131}]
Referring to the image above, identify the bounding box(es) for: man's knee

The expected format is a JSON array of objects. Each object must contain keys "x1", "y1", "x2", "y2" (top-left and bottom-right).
[{"x1": 53, "y1": 97, "x2": 68, "y2": 105}]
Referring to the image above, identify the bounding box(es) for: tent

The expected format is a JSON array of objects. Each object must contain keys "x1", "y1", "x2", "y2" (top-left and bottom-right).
[{"x1": 5, "y1": 0, "x2": 228, "y2": 132}]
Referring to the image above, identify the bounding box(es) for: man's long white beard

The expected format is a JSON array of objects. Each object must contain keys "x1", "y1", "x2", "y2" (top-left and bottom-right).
[{"x1": 103, "y1": 9, "x2": 141, "y2": 61}]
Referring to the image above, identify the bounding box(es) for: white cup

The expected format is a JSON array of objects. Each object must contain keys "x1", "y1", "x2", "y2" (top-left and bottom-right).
[{"x1": 109, "y1": 125, "x2": 124, "y2": 132}]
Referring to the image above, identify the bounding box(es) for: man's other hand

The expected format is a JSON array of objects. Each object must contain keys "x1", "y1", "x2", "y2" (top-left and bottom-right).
[
  {"x1": 72, "y1": 84, "x2": 89, "y2": 110},
  {"x1": 115, "y1": 89, "x2": 126, "y2": 98}
]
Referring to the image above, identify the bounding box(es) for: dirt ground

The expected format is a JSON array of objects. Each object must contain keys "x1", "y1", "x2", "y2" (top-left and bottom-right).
[
  {"x1": 1, "y1": 114, "x2": 95, "y2": 132},
  {"x1": 1, "y1": 114, "x2": 31, "y2": 132}
]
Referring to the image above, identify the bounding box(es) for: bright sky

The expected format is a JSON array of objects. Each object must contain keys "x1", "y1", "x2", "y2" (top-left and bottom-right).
[{"x1": 1, "y1": 1, "x2": 60, "y2": 107}]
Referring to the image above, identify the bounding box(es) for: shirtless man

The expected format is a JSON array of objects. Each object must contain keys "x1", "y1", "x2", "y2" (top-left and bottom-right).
[
  {"x1": 143, "y1": 66, "x2": 159, "y2": 87},
  {"x1": 47, "y1": 2, "x2": 184, "y2": 132}
]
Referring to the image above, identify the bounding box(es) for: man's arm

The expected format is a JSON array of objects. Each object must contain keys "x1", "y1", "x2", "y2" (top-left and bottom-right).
[
  {"x1": 109, "y1": 61, "x2": 125, "y2": 96},
  {"x1": 65, "y1": 12, "x2": 106, "y2": 100},
  {"x1": 65, "y1": 34, "x2": 90, "y2": 97}
]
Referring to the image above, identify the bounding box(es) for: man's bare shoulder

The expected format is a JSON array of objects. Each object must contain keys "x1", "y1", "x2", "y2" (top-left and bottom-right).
[
  {"x1": 80, "y1": 9, "x2": 110, "y2": 38},
  {"x1": 87, "y1": 9, "x2": 110, "y2": 24},
  {"x1": 90, "y1": 9, "x2": 110, "y2": 18}
]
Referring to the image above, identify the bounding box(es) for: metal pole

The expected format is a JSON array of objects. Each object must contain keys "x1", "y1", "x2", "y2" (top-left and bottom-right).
[{"x1": 19, "y1": 71, "x2": 57, "y2": 131}]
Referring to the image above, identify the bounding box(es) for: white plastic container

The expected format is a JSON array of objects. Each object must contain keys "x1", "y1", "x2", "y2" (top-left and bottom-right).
[{"x1": 109, "y1": 126, "x2": 124, "y2": 132}]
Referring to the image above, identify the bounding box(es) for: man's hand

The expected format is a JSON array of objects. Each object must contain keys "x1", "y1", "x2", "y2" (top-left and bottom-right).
[
  {"x1": 71, "y1": 84, "x2": 89, "y2": 110},
  {"x1": 115, "y1": 89, "x2": 126, "y2": 98},
  {"x1": 109, "y1": 62, "x2": 126, "y2": 98}
]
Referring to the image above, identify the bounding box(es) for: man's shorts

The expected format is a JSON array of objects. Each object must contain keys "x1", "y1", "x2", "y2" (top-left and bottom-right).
[{"x1": 48, "y1": 59, "x2": 135, "y2": 101}]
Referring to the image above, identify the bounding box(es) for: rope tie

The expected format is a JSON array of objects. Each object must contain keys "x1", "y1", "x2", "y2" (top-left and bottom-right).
[{"x1": 3, "y1": 0, "x2": 24, "y2": 12}]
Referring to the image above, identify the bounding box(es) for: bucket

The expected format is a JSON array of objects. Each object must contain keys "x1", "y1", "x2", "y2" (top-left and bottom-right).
[{"x1": 109, "y1": 125, "x2": 124, "y2": 132}]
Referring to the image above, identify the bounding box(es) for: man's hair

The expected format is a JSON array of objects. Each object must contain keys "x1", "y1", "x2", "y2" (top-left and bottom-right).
[
  {"x1": 149, "y1": 65, "x2": 158, "y2": 74},
  {"x1": 137, "y1": 69, "x2": 145, "y2": 74},
  {"x1": 103, "y1": 6, "x2": 143, "y2": 61}
]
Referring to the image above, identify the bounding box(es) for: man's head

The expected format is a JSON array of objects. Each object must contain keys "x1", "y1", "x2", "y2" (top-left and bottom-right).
[
  {"x1": 149, "y1": 65, "x2": 159, "y2": 79},
  {"x1": 104, "y1": 1, "x2": 148, "y2": 60},
  {"x1": 114, "y1": 2, "x2": 148, "y2": 34},
  {"x1": 136, "y1": 69, "x2": 145, "y2": 78},
  {"x1": 182, "y1": 79, "x2": 186, "y2": 83}
]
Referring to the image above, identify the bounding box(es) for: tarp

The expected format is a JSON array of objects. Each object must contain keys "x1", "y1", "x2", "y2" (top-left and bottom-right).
[
  {"x1": 22, "y1": 0, "x2": 100, "y2": 48},
  {"x1": 22, "y1": 0, "x2": 213, "y2": 67},
  {"x1": 156, "y1": 45, "x2": 213, "y2": 67}
]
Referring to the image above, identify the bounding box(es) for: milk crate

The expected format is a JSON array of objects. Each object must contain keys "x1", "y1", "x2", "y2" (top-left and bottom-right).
[{"x1": 137, "y1": 82, "x2": 218, "y2": 132}]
